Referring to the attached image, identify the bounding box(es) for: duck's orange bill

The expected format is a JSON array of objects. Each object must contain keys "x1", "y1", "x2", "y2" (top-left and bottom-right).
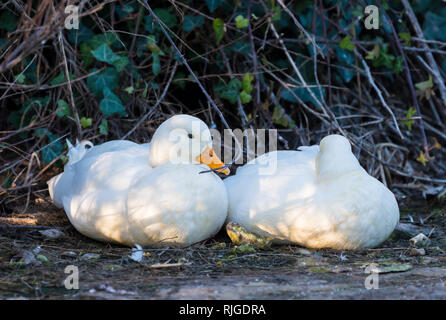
[{"x1": 197, "y1": 146, "x2": 230, "y2": 175}]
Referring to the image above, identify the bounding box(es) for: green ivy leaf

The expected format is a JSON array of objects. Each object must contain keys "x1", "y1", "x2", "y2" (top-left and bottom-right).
[
  {"x1": 339, "y1": 35, "x2": 355, "y2": 51},
  {"x1": 242, "y1": 73, "x2": 254, "y2": 94},
  {"x1": 50, "y1": 72, "x2": 74, "y2": 86},
  {"x1": 206, "y1": 0, "x2": 225, "y2": 12},
  {"x1": 87, "y1": 32, "x2": 121, "y2": 50},
  {"x1": 116, "y1": 4, "x2": 135, "y2": 20},
  {"x1": 16, "y1": 74, "x2": 25, "y2": 84},
  {"x1": 393, "y1": 56, "x2": 403, "y2": 75},
  {"x1": 39, "y1": 132, "x2": 63, "y2": 165},
  {"x1": 415, "y1": 75, "x2": 433, "y2": 92},
  {"x1": 280, "y1": 86, "x2": 325, "y2": 105},
  {"x1": 272, "y1": 106, "x2": 293, "y2": 127},
  {"x1": 99, "y1": 87, "x2": 127, "y2": 117},
  {"x1": 365, "y1": 44, "x2": 380, "y2": 60},
  {"x1": 0, "y1": 11, "x2": 18, "y2": 32},
  {"x1": 124, "y1": 86, "x2": 134, "y2": 94},
  {"x1": 68, "y1": 23, "x2": 94, "y2": 44},
  {"x1": 220, "y1": 89, "x2": 238, "y2": 104},
  {"x1": 351, "y1": 5, "x2": 364, "y2": 18},
  {"x1": 173, "y1": 72, "x2": 186, "y2": 89},
  {"x1": 336, "y1": 47, "x2": 355, "y2": 83},
  {"x1": 213, "y1": 18, "x2": 225, "y2": 44},
  {"x1": 235, "y1": 15, "x2": 249, "y2": 29},
  {"x1": 80, "y1": 117, "x2": 92, "y2": 128},
  {"x1": 415, "y1": 75, "x2": 434, "y2": 99},
  {"x1": 154, "y1": 8, "x2": 178, "y2": 28},
  {"x1": 91, "y1": 43, "x2": 121, "y2": 64},
  {"x1": 142, "y1": 82, "x2": 148, "y2": 98},
  {"x1": 422, "y1": 12, "x2": 446, "y2": 42},
  {"x1": 87, "y1": 67, "x2": 119, "y2": 98},
  {"x1": 271, "y1": 6, "x2": 282, "y2": 21},
  {"x1": 367, "y1": 44, "x2": 403, "y2": 75},
  {"x1": 2, "y1": 172, "x2": 13, "y2": 189},
  {"x1": 80, "y1": 42, "x2": 95, "y2": 68},
  {"x1": 152, "y1": 52, "x2": 161, "y2": 76},
  {"x1": 398, "y1": 32, "x2": 411, "y2": 46},
  {"x1": 183, "y1": 15, "x2": 204, "y2": 32},
  {"x1": 146, "y1": 35, "x2": 164, "y2": 55},
  {"x1": 22, "y1": 58, "x2": 38, "y2": 84},
  {"x1": 8, "y1": 96, "x2": 50, "y2": 129},
  {"x1": 240, "y1": 90, "x2": 252, "y2": 104},
  {"x1": 0, "y1": 38, "x2": 8, "y2": 51},
  {"x1": 99, "y1": 119, "x2": 109, "y2": 136},
  {"x1": 145, "y1": 8, "x2": 178, "y2": 33},
  {"x1": 56, "y1": 100, "x2": 71, "y2": 118},
  {"x1": 229, "y1": 41, "x2": 251, "y2": 54},
  {"x1": 220, "y1": 78, "x2": 242, "y2": 104},
  {"x1": 402, "y1": 106, "x2": 416, "y2": 131},
  {"x1": 112, "y1": 54, "x2": 129, "y2": 72}
]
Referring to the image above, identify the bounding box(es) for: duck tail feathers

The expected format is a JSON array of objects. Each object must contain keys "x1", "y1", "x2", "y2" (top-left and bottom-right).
[{"x1": 66, "y1": 138, "x2": 93, "y2": 166}]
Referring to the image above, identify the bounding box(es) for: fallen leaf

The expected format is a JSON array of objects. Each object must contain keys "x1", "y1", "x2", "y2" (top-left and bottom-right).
[
  {"x1": 307, "y1": 266, "x2": 331, "y2": 274},
  {"x1": 36, "y1": 254, "x2": 49, "y2": 264},
  {"x1": 10, "y1": 250, "x2": 37, "y2": 266},
  {"x1": 226, "y1": 221, "x2": 273, "y2": 249},
  {"x1": 410, "y1": 233, "x2": 431, "y2": 247},
  {"x1": 416, "y1": 151, "x2": 429, "y2": 167},
  {"x1": 104, "y1": 264, "x2": 123, "y2": 271},
  {"x1": 81, "y1": 253, "x2": 100, "y2": 260},
  {"x1": 372, "y1": 264, "x2": 413, "y2": 274}
]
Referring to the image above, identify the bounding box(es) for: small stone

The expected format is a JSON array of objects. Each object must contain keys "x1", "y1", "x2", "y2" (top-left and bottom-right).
[
  {"x1": 297, "y1": 249, "x2": 312, "y2": 256},
  {"x1": 39, "y1": 228, "x2": 64, "y2": 239},
  {"x1": 61, "y1": 251, "x2": 77, "y2": 257}
]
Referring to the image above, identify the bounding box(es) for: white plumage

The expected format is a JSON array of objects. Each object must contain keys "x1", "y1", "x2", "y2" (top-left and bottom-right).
[
  {"x1": 47, "y1": 115, "x2": 229, "y2": 247},
  {"x1": 224, "y1": 135, "x2": 399, "y2": 249}
]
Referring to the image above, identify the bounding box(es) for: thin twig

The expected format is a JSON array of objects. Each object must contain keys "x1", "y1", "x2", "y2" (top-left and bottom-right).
[
  {"x1": 58, "y1": 31, "x2": 82, "y2": 138},
  {"x1": 121, "y1": 62, "x2": 179, "y2": 140},
  {"x1": 358, "y1": 55, "x2": 404, "y2": 139},
  {"x1": 276, "y1": 0, "x2": 324, "y2": 57},
  {"x1": 138, "y1": 0, "x2": 242, "y2": 163},
  {"x1": 401, "y1": 0, "x2": 446, "y2": 107}
]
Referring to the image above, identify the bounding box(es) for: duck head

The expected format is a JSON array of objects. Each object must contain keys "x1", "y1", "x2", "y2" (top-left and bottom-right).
[
  {"x1": 316, "y1": 134, "x2": 362, "y2": 180},
  {"x1": 148, "y1": 114, "x2": 230, "y2": 175}
]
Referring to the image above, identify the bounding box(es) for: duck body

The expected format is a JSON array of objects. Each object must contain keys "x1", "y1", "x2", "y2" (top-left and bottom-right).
[
  {"x1": 48, "y1": 115, "x2": 229, "y2": 247},
  {"x1": 224, "y1": 135, "x2": 399, "y2": 250}
]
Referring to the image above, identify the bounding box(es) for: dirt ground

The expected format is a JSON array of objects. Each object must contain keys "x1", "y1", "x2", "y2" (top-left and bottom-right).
[{"x1": 0, "y1": 197, "x2": 445, "y2": 300}]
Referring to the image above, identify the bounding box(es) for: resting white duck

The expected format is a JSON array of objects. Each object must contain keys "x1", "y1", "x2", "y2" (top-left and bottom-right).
[
  {"x1": 224, "y1": 134, "x2": 399, "y2": 250},
  {"x1": 47, "y1": 115, "x2": 229, "y2": 247}
]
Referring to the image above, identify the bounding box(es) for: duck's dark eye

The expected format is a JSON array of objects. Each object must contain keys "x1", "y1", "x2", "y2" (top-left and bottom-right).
[{"x1": 188, "y1": 133, "x2": 193, "y2": 139}]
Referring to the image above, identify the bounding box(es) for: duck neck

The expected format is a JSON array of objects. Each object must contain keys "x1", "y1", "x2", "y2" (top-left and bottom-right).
[{"x1": 315, "y1": 150, "x2": 363, "y2": 181}]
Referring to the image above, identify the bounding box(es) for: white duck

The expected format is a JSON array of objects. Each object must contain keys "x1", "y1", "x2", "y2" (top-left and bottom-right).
[
  {"x1": 47, "y1": 115, "x2": 229, "y2": 247},
  {"x1": 224, "y1": 134, "x2": 399, "y2": 250}
]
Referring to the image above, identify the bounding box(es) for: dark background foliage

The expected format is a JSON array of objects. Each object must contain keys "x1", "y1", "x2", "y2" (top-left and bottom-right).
[{"x1": 1, "y1": 0, "x2": 446, "y2": 206}]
